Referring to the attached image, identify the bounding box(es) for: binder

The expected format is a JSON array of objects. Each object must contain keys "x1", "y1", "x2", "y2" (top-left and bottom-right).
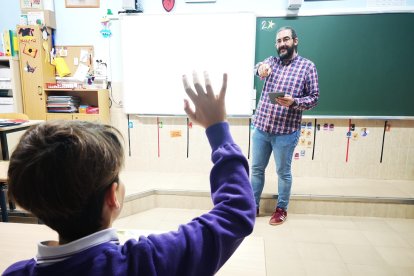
[
  {"x1": 10, "y1": 30, "x2": 19, "y2": 56},
  {"x1": 2, "y1": 30, "x2": 11, "y2": 56}
]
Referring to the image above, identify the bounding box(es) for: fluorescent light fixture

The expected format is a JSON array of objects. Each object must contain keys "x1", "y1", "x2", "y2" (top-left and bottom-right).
[{"x1": 185, "y1": 0, "x2": 216, "y2": 3}]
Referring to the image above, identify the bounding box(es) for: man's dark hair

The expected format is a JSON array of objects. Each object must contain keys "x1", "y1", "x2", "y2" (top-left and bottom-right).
[
  {"x1": 8, "y1": 120, "x2": 124, "y2": 242},
  {"x1": 277, "y1": 26, "x2": 298, "y2": 39}
]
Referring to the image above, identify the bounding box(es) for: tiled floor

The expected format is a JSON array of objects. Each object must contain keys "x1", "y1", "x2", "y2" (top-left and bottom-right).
[{"x1": 114, "y1": 208, "x2": 414, "y2": 276}]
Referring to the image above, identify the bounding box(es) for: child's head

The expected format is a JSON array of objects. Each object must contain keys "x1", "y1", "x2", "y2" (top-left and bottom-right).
[{"x1": 8, "y1": 120, "x2": 125, "y2": 242}]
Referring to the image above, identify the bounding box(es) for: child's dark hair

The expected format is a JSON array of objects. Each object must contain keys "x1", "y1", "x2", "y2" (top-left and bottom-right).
[{"x1": 8, "y1": 120, "x2": 124, "y2": 242}]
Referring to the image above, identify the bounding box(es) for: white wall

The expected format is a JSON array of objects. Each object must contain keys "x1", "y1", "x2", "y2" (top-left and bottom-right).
[
  {"x1": 1, "y1": 0, "x2": 414, "y2": 182},
  {"x1": 2, "y1": 0, "x2": 414, "y2": 79},
  {"x1": 56, "y1": 0, "x2": 414, "y2": 82}
]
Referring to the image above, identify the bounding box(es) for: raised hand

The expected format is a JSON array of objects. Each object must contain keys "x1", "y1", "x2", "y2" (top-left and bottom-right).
[{"x1": 182, "y1": 71, "x2": 227, "y2": 129}]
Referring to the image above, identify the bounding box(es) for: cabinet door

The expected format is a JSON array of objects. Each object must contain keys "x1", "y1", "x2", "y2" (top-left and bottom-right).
[
  {"x1": 17, "y1": 25, "x2": 55, "y2": 120},
  {"x1": 46, "y1": 113, "x2": 73, "y2": 120},
  {"x1": 9, "y1": 58, "x2": 24, "y2": 113},
  {"x1": 97, "y1": 89, "x2": 110, "y2": 124},
  {"x1": 73, "y1": 114, "x2": 101, "y2": 122}
]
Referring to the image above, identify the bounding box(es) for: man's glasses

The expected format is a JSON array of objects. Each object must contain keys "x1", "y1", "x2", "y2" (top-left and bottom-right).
[{"x1": 275, "y1": 36, "x2": 292, "y2": 45}]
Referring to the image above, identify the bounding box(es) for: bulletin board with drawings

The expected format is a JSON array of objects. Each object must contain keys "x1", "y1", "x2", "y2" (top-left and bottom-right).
[{"x1": 54, "y1": 45, "x2": 94, "y2": 77}]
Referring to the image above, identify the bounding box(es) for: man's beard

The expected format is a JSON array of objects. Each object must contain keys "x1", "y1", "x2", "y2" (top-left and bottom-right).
[{"x1": 277, "y1": 45, "x2": 295, "y2": 61}]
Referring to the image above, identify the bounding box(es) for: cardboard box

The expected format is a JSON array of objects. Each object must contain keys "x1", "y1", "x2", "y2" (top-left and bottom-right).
[
  {"x1": 20, "y1": 0, "x2": 54, "y2": 12},
  {"x1": 27, "y1": 10, "x2": 56, "y2": 29}
]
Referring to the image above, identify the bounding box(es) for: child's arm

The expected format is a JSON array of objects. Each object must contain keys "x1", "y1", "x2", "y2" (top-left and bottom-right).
[{"x1": 122, "y1": 72, "x2": 256, "y2": 276}]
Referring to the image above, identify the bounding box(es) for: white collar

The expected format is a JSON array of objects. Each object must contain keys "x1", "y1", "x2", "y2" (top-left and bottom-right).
[{"x1": 36, "y1": 228, "x2": 119, "y2": 265}]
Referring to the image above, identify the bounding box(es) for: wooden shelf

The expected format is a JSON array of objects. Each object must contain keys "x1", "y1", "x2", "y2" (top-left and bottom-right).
[
  {"x1": 45, "y1": 89, "x2": 110, "y2": 124},
  {"x1": 0, "y1": 56, "x2": 23, "y2": 113}
]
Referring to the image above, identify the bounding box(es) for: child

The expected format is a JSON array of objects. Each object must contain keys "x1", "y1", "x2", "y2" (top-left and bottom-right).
[{"x1": 4, "y1": 72, "x2": 256, "y2": 276}]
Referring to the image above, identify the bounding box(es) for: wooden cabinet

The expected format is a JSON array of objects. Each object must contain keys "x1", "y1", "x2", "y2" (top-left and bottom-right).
[
  {"x1": 44, "y1": 89, "x2": 110, "y2": 124},
  {"x1": 17, "y1": 25, "x2": 55, "y2": 120},
  {"x1": 0, "y1": 56, "x2": 23, "y2": 113}
]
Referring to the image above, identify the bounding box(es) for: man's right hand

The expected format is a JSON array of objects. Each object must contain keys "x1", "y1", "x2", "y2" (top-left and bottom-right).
[
  {"x1": 182, "y1": 71, "x2": 227, "y2": 129},
  {"x1": 258, "y1": 63, "x2": 271, "y2": 78}
]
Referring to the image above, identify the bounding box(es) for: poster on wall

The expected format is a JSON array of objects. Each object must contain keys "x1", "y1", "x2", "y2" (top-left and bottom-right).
[{"x1": 65, "y1": 0, "x2": 100, "y2": 8}]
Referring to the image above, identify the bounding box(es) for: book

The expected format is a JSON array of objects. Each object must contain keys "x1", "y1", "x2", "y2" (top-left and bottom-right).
[
  {"x1": 0, "y1": 119, "x2": 28, "y2": 127},
  {"x1": 2, "y1": 30, "x2": 11, "y2": 56},
  {"x1": 47, "y1": 95, "x2": 81, "y2": 113},
  {"x1": 10, "y1": 30, "x2": 18, "y2": 57}
]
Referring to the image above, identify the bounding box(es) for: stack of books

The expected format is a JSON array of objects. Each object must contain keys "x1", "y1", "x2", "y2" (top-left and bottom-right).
[
  {"x1": 47, "y1": 95, "x2": 81, "y2": 113},
  {"x1": 0, "y1": 119, "x2": 27, "y2": 127},
  {"x1": 1, "y1": 30, "x2": 18, "y2": 57}
]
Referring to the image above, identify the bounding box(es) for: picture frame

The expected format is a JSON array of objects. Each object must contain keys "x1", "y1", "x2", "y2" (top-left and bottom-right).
[{"x1": 65, "y1": 0, "x2": 100, "y2": 8}]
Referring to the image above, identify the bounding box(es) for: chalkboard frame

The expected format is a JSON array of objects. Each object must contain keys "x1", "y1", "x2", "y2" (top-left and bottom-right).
[{"x1": 255, "y1": 13, "x2": 414, "y2": 118}]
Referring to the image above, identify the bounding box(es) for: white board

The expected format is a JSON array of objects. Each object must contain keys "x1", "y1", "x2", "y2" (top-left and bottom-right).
[{"x1": 120, "y1": 13, "x2": 256, "y2": 116}]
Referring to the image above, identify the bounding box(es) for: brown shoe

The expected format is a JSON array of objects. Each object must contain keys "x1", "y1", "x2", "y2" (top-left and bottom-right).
[
  {"x1": 256, "y1": 208, "x2": 259, "y2": 217},
  {"x1": 269, "y1": 208, "x2": 287, "y2": 225}
]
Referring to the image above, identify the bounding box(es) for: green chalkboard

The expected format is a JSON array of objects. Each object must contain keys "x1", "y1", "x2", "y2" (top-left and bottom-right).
[{"x1": 255, "y1": 13, "x2": 414, "y2": 117}]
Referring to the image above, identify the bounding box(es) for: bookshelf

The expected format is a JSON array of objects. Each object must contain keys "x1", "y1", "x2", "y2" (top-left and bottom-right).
[
  {"x1": 44, "y1": 88, "x2": 110, "y2": 124},
  {"x1": 0, "y1": 56, "x2": 23, "y2": 113}
]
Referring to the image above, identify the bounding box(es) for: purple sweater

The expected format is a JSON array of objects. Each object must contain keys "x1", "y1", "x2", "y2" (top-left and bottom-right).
[{"x1": 3, "y1": 122, "x2": 256, "y2": 276}]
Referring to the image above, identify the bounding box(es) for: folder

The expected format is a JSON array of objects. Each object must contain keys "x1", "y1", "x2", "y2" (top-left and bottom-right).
[
  {"x1": 2, "y1": 30, "x2": 11, "y2": 56},
  {"x1": 10, "y1": 30, "x2": 19, "y2": 56},
  {"x1": 53, "y1": 57, "x2": 71, "y2": 77}
]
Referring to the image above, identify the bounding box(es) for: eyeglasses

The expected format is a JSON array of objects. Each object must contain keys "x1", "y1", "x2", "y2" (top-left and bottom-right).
[{"x1": 275, "y1": 36, "x2": 293, "y2": 45}]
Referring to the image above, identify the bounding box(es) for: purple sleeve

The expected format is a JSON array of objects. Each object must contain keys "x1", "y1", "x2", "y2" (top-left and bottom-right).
[{"x1": 123, "y1": 122, "x2": 256, "y2": 276}]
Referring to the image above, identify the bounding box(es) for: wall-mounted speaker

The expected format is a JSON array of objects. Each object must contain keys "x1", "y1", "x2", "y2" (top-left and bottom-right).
[
  {"x1": 122, "y1": 0, "x2": 143, "y2": 12},
  {"x1": 288, "y1": 0, "x2": 303, "y2": 10}
]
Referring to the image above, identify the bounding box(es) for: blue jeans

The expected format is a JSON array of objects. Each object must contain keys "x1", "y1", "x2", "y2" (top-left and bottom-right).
[{"x1": 251, "y1": 128, "x2": 300, "y2": 210}]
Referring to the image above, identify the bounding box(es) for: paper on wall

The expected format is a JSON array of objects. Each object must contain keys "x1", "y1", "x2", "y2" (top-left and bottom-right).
[
  {"x1": 73, "y1": 63, "x2": 89, "y2": 82},
  {"x1": 80, "y1": 49, "x2": 89, "y2": 63}
]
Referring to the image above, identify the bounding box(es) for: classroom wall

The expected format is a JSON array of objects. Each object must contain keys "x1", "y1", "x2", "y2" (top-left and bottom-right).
[
  {"x1": 1, "y1": 0, "x2": 414, "y2": 184},
  {"x1": 2, "y1": 0, "x2": 414, "y2": 77},
  {"x1": 122, "y1": 116, "x2": 414, "y2": 180},
  {"x1": 2, "y1": 0, "x2": 414, "y2": 61}
]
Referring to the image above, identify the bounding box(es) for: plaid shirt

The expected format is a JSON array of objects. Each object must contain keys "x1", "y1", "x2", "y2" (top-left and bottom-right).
[{"x1": 253, "y1": 55, "x2": 319, "y2": 134}]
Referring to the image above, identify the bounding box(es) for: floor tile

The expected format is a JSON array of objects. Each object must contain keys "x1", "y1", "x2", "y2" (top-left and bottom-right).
[
  {"x1": 334, "y1": 244, "x2": 386, "y2": 266},
  {"x1": 374, "y1": 246, "x2": 414, "y2": 267},
  {"x1": 327, "y1": 229, "x2": 371, "y2": 246},
  {"x1": 362, "y1": 231, "x2": 411, "y2": 247},
  {"x1": 351, "y1": 217, "x2": 396, "y2": 232},
  {"x1": 346, "y1": 263, "x2": 395, "y2": 276},
  {"x1": 318, "y1": 215, "x2": 359, "y2": 230},
  {"x1": 297, "y1": 242, "x2": 343, "y2": 263},
  {"x1": 303, "y1": 260, "x2": 350, "y2": 276}
]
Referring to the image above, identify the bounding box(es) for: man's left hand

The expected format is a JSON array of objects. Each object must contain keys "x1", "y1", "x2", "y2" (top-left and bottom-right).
[{"x1": 276, "y1": 95, "x2": 295, "y2": 107}]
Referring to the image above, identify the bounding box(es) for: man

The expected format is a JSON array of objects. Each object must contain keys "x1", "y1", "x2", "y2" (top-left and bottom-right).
[{"x1": 252, "y1": 26, "x2": 319, "y2": 225}]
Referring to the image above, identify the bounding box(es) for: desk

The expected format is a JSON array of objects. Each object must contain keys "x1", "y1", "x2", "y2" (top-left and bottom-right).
[
  {"x1": 0, "y1": 161, "x2": 8, "y2": 222},
  {"x1": 0, "y1": 121, "x2": 42, "y2": 218},
  {"x1": 0, "y1": 120, "x2": 43, "y2": 160},
  {"x1": 0, "y1": 224, "x2": 265, "y2": 276},
  {"x1": 0, "y1": 223, "x2": 57, "y2": 272}
]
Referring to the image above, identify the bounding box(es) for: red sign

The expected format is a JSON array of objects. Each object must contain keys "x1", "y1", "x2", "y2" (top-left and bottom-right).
[{"x1": 162, "y1": 0, "x2": 175, "y2": 12}]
